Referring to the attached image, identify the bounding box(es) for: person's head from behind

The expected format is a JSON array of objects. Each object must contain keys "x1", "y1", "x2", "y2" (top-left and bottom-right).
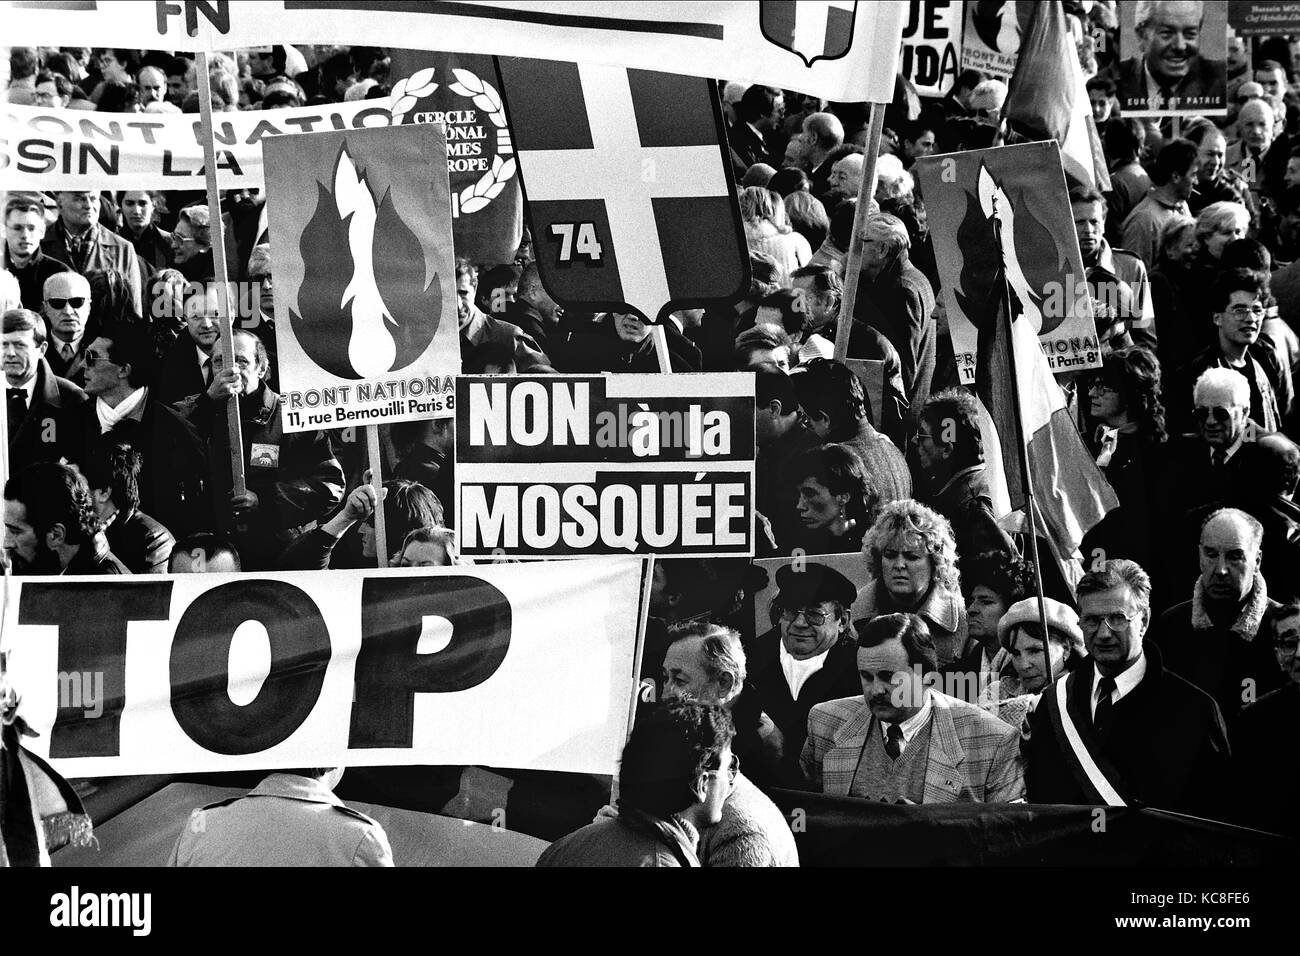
[
  {"x1": 617, "y1": 699, "x2": 735, "y2": 829},
  {"x1": 82, "y1": 439, "x2": 142, "y2": 522},
  {"x1": 168, "y1": 533, "x2": 241, "y2": 573},
  {"x1": 393, "y1": 526, "x2": 459, "y2": 567},
  {"x1": 754, "y1": 366, "x2": 804, "y2": 445},
  {"x1": 362, "y1": 479, "x2": 443, "y2": 558},
  {"x1": 661, "y1": 622, "x2": 747, "y2": 709},
  {"x1": 789, "y1": 358, "x2": 870, "y2": 439},
  {"x1": 1104, "y1": 118, "x2": 1146, "y2": 163},
  {"x1": 856, "y1": 612, "x2": 936, "y2": 723},
  {"x1": 3, "y1": 462, "x2": 99, "y2": 574},
  {"x1": 734, "y1": 323, "x2": 792, "y2": 373},
  {"x1": 754, "y1": 289, "x2": 807, "y2": 341},
  {"x1": 915, "y1": 387, "x2": 983, "y2": 479},
  {"x1": 784, "y1": 191, "x2": 829, "y2": 250},
  {"x1": 737, "y1": 84, "x2": 784, "y2": 132}
]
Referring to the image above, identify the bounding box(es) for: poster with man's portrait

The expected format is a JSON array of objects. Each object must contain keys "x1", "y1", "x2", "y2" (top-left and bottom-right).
[{"x1": 1115, "y1": 0, "x2": 1228, "y2": 117}]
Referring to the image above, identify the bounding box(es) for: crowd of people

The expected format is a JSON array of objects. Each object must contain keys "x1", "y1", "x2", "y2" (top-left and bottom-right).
[{"x1": 3, "y1": 9, "x2": 1300, "y2": 867}]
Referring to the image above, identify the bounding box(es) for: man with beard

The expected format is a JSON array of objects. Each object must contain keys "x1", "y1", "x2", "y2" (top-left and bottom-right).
[
  {"x1": 801, "y1": 612, "x2": 1024, "y2": 802},
  {"x1": 1153, "y1": 508, "x2": 1288, "y2": 720},
  {"x1": 177, "y1": 329, "x2": 344, "y2": 570},
  {"x1": 658, "y1": 623, "x2": 798, "y2": 865},
  {"x1": 3, "y1": 461, "x2": 128, "y2": 574},
  {"x1": 748, "y1": 563, "x2": 863, "y2": 763},
  {"x1": 3, "y1": 195, "x2": 72, "y2": 313},
  {"x1": 1116, "y1": 1, "x2": 1226, "y2": 114}
]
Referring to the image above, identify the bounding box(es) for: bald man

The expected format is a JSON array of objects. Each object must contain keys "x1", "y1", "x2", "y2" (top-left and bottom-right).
[
  {"x1": 1154, "y1": 508, "x2": 1288, "y2": 719},
  {"x1": 787, "y1": 112, "x2": 844, "y2": 198},
  {"x1": 41, "y1": 271, "x2": 93, "y2": 386},
  {"x1": 823, "y1": 153, "x2": 864, "y2": 209},
  {"x1": 1116, "y1": 1, "x2": 1226, "y2": 114},
  {"x1": 137, "y1": 65, "x2": 166, "y2": 107}
]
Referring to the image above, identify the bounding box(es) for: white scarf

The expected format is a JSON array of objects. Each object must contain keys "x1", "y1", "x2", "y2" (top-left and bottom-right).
[
  {"x1": 95, "y1": 386, "x2": 148, "y2": 434},
  {"x1": 779, "y1": 641, "x2": 830, "y2": 700}
]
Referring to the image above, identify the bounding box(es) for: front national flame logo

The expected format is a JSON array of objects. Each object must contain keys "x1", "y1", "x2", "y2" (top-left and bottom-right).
[{"x1": 291, "y1": 143, "x2": 442, "y2": 380}]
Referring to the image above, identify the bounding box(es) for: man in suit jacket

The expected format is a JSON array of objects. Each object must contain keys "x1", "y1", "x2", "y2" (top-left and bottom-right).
[
  {"x1": 800, "y1": 612, "x2": 1025, "y2": 803},
  {"x1": 1025, "y1": 559, "x2": 1231, "y2": 819},
  {"x1": 749, "y1": 563, "x2": 871, "y2": 769},
  {"x1": 728, "y1": 85, "x2": 785, "y2": 181},
  {"x1": 40, "y1": 271, "x2": 95, "y2": 387},
  {"x1": 1115, "y1": 2, "x2": 1226, "y2": 114},
  {"x1": 40, "y1": 191, "x2": 142, "y2": 318},
  {"x1": 156, "y1": 284, "x2": 221, "y2": 404},
  {"x1": 3, "y1": 309, "x2": 86, "y2": 469}
]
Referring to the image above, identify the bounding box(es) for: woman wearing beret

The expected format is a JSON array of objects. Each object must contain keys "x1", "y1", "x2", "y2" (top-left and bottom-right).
[{"x1": 977, "y1": 597, "x2": 1087, "y2": 731}]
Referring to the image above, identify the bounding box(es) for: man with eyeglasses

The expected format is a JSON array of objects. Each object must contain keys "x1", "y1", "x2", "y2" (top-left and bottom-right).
[
  {"x1": 748, "y1": 563, "x2": 863, "y2": 762},
  {"x1": 40, "y1": 191, "x2": 142, "y2": 319},
  {"x1": 157, "y1": 283, "x2": 223, "y2": 404},
  {"x1": 1175, "y1": 268, "x2": 1292, "y2": 435},
  {"x1": 40, "y1": 271, "x2": 94, "y2": 387},
  {"x1": 1025, "y1": 559, "x2": 1230, "y2": 818},
  {"x1": 1153, "y1": 508, "x2": 1288, "y2": 721},
  {"x1": 538, "y1": 700, "x2": 736, "y2": 867},
  {"x1": 1235, "y1": 601, "x2": 1300, "y2": 836},
  {"x1": 3, "y1": 195, "x2": 73, "y2": 314}
]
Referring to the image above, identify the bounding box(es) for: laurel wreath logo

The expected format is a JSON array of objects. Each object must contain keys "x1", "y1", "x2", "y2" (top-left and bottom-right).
[{"x1": 385, "y1": 67, "x2": 516, "y2": 217}]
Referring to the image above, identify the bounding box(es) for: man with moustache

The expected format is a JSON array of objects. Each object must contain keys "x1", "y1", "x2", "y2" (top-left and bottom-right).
[
  {"x1": 1116, "y1": 1, "x2": 1226, "y2": 113},
  {"x1": 1153, "y1": 509, "x2": 1288, "y2": 720},
  {"x1": 1024, "y1": 560, "x2": 1231, "y2": 817},
  {"x1": 3, "y1": 461, "x2": 128, "y2": 575},
  {"x1": 2, "y1": 309, "x2": 85, "y2": 469},
  {"x1": 748, "y1": 563, "x2": 864, "y2": 763},
  {"x1": 800, "y1": 612, "x2": 1025, "y2": 803}
]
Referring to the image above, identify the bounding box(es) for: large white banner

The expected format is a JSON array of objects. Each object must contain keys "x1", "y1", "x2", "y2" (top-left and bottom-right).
[
  {"x1": 4, "y1": 559, "x2": 646, "y2": 778},
  {"x1": 0, "y1": 0, "x2": 906, "y2": 103},
  {"x1": 0, "y1": 100, "x2": 393, "y2": 191}
]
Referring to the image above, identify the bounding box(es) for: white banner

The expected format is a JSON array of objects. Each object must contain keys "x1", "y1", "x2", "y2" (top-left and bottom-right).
[
  {"x1": 0, "y1": 100, "x2": 395, "y2": 191},
  {"x1": 0, "y1": 0, "x2": 905, "y2": 103},
  {"x1": 4, "y1": 559, "x2": 646, "y2": 777}
]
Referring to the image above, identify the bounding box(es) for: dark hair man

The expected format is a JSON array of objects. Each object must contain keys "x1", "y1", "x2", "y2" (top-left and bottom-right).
[
  {"x1": 728, "y1": 85, "x2": 785, "y2": 180},
  {"x1": 4, "y1": 461, "x2": 128, "y2": 574},
  {"x1": 1024, "y1": 559, "x2": 1230, "y2": 818},
  {"x1": 4, "y1": 195, "x2": 73, "y2": 313},
  {"x1": 3, "y1": 308, "x2": 85, "y2": 468},
  {"x1": 537, "y1": 700, "x2": 735, "y2": 867},
  {"x1": 83, "y1": 440, "x2": 175, "y2": 574},
  {"x1": 1070, "y1": 186, "x2": 1156, "y2": 352},
  {"x1": 1120, "y1": 138, "x2": 1199, "y2": 267},
  {"x1": 801, "y1": 612, "x2": 1025, "y2": 803}
]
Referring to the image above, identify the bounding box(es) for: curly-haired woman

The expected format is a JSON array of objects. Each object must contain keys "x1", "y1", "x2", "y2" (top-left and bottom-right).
[{"x1": 859, "y1": 499, "x2": 969, "y2": 667}]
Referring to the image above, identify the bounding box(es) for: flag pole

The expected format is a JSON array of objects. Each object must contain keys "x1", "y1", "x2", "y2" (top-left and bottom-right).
[
  {"x1": 196, "y1": 51, "x2": 247, "y2": 500},
  {"x1": 366, "y1": 425, "x2": 389, "y2": 567},
  {"x1": 990, "y1": 193, "x2": 1055, "y2": 688},
  {"x1": 835, "y1": 102, "x2": 887, "y2": 361}
]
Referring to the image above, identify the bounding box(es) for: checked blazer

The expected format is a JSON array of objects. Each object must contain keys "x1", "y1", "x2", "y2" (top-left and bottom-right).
[{"x1": 800, "y1": 691, "x2": 1026, "y2": 803}]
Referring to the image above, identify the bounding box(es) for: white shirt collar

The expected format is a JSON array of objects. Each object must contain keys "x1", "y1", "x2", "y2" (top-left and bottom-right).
[
  {"x1": 8, "y1": 372, "x2": 37, "y2": 407},
  {"x1": 1090, "y1": 651, "x2": 1147, "y2": 718},
  {"x1": 778, "y1": 641, "x2": 830, "y2": 701},
  {"x1": 1218, "y1": 430, "x2": 1245, "y2": 463},
  {"x1": 195, "y1": 344, "x2": 213, "y2": 368},
  {"x1": 879, "y1": 687, "x2": 933, "y2": 754}
]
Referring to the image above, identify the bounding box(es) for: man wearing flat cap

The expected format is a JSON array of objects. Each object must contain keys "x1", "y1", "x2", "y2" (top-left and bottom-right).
[{"x1": 748, "y1": 562, "x2": 863, "y2": 769}]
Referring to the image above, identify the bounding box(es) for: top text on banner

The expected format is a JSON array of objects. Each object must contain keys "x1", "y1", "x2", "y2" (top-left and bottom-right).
[
  {"x1": 0, "y1": 1, "x2": 905, "y2": 103},
  {"x1": 5, "y1": 559, "x2": 645, "y2": 778},
  {"x1": 264, "y1": 123, "x2": 461, "y2": 432},
  {"x1": 455, "y1": 373, "x2": 756, "y2": 558}
]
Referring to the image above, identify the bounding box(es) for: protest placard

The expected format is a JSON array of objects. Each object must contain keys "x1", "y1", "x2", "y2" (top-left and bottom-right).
[
  {"x1": 1228, "y1": 1, "x2": 1300, "y2": 37},
  {"x1": 495, "y1": 59, "x2": 748, "y2": 330},
  {"x1": 455, "y1": 374, "x2": 756, "y2": 558},
  {"x1": 0, "y1": 0, "x2": 906, "y2": 103},
  {"x1": 961, "y1": 0, "x2": 1032, "y2": 81},
  {"x1": 900, "y1": 0, "x2": 963, "y2": 97},
  {"x1": 5, "y1": 559, "x2": 646, "y2": 777},
  {"x1": 915, "y1": 142, "x2": 1102, "y2": 382},
  {"x1": 1114, "y1": 0, "x2": 1228, "y2": 117},
  {"x1": 264, "y1": 124, "x2": 460, "y2": 433}
]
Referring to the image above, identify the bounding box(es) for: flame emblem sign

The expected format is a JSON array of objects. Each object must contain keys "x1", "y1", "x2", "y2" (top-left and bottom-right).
[{"x1": 291, "y1": 142, "x2": 442, "y2": 380}]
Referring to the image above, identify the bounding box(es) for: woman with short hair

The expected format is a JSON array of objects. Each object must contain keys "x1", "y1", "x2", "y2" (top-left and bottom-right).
[{"x1": 977, "y1": 597, "x2": 1086, "y2": 729}]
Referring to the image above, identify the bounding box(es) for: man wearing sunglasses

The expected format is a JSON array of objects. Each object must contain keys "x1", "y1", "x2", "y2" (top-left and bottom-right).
[
  {"x1": 1174, "y1": 268, "x2": 1292, "y2": 436},
  {"x1": 40, "y1": 271, "x2": 94, "y2": 387},
  {"x1": 1025, "y1": 559, "x2": 1230, "y2": 819},
  {"x1": 748, "y1": 562, "x2": 862, "y2": 763}
]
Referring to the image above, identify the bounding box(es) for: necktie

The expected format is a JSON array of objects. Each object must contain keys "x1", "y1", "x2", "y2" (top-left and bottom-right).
[
  {"x1": 1212, "y1": 448, "x2": 1227, "y2": 469},
  {"x1": 202, "y1": 357, "x2": 213, "y2": 387},
  {"x1": 884, "y1": 723, "x2": 904, "y2": 760},
  {"x1": 61, "y1": 343, "x2": 74, "y2": 362},
  {"x1": 1093, "y1": 676, "x2": 1117, "y2": 732},
  {"x1": 7, "y1": 387, "x2": 26, "y2": 437}
]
